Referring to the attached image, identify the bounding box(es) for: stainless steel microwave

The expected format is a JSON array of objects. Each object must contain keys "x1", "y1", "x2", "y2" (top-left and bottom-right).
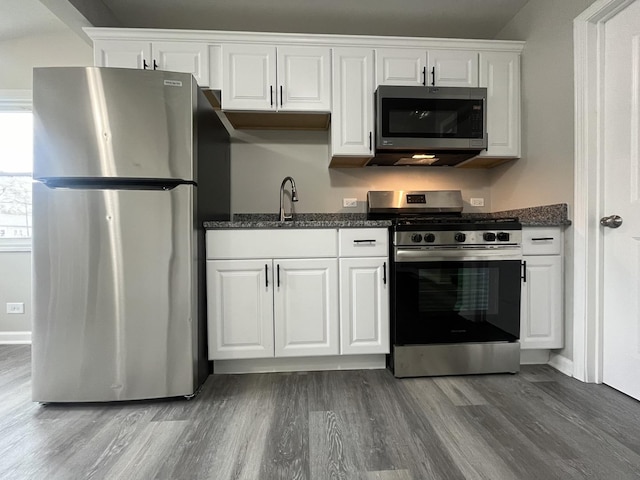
[{"x1": 370, "y1": 85, "x2": 488, "y2": 166}]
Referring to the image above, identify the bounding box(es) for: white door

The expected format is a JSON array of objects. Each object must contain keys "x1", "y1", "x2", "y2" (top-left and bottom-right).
[
  {"x1": 339, "y1": 257, "x2": 390, "y2": 355},
  {"x1": 274, "y1": 258, "x2": 339, "y2": 357},
  {"x1": 602, "y1": 0, "x2": 640, "y2": 400},
  {"x1": 375, "y1": 48, "x2": 426, "y2": 86},
  {"x1": 277, "y1": 46, "x2": 331, "y2": 111},
  {"x1": 153, "y1": 42, "x2": 210, "y2": 86},
  {"x1": 478, "y1": 51, "x2": 521, "y2": 158},
  {"x1": 206, "y1": 259, "x2": 274, "y2": 360},
  {"x1": 427, "y1": 50, "x2": 478, "y2": 87},
  {"x1": 221, "y1": 44, "x2": 277, "y2": 110},
  {"x1": 331, "y1": 47, "x2": 375, "y2": 157},
  {"x1": 520, "y1": 256, "x2": 563, "y2": 350},
  {"x1": 94, "y1": 40, "x2": 151, "y2": 70}
]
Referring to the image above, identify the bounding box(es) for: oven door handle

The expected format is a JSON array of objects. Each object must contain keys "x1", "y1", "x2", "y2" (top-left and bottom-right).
[{"x1": 395, "y1": 247, "x2": 522, "y2": 262}]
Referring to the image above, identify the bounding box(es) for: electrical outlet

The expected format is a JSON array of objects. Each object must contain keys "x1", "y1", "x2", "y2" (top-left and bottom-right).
[
  {"x1": 470, "y1": 197, "x2": 485, "y2": 207},
  {"x1": 6, "y1": 303, "x2": 24, "y2": 314},
  {"x1": 343, "y1": 198, "x2": 358, "y2": 208}
]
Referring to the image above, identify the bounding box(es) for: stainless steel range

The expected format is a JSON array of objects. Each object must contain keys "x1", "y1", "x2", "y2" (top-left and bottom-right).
[{"x1": 368, "y1": 190, "x2": 523, "y2": 378}]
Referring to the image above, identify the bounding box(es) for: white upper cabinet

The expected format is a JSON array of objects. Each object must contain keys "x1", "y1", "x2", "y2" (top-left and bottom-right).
[
  {"x1": 221, "y1": 44, "x2": 331, "y2": 112},
  {"x1": 376, "y1": 48, "x2": 425, "y2": 86},
  {"x1": 93, "y1": 39, "x2": 210, "y2": 86},
  {"x1": 428, "y1": 50, "x2": 478, "y2": 87},
  {"x1": 376, "y1": 48, "x2": 478, "y2": 87},
  {"x1": 331, "y1": 47, "x2": 375, "y2": 162},
  {"x1": 478, "y1": 51, "x2": 521, "y2": 158}
]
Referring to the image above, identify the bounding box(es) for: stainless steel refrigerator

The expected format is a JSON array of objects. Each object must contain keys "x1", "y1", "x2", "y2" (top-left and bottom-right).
[{"x1": 31, "y1": 67, "x2": 230, "y2": 402}]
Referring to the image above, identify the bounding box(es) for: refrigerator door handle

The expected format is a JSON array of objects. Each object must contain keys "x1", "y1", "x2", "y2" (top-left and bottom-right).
[{"x1": 40, "y1": 178, "x2": 197, "y2": 190}]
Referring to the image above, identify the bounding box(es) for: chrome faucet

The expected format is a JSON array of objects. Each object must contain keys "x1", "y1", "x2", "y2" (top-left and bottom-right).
[{"x1": 279, "y1": 176, "x2": 298, "y2": 222}]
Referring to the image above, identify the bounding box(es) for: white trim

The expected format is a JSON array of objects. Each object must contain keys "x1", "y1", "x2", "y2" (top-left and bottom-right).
[
  {"x1": 83, "y1": 27, "x2": 525, "y2": 53},
  {"x1": 0, "y1": 90, "x2": 32, "y2": 111},
  {"x1": 520, "y1": 349, "x2": 551, "y2": 365},
  {"x1": 0, "y1": 331, "x2": 31, "y2": 344},
  {"x1": 549, "y1": 353, "x2": 574, "y2": 377},
  {"x1": 213, "y1": 354, "x2": 386, "y2": 374},
  {"x1": 573, "y1": 0, "x2": 636, "y2": 383}
]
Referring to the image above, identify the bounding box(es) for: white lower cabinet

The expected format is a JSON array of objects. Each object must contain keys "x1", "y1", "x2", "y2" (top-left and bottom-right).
[
  {"x1": 207, "y1": 256, "x2": 339, "y2": 360},
  {"x1": 520, "y1": 227, "x2": 564, "y2": 349},
  {"x1": 274, "y1": 258, "x2": 339, "y2": 357},
  {"x1": 206, "y1": 259, "x2": 274, "y2": 359},
  {"x1": 338, "y1": 228, "x2": 390, "y2": 355},
  {"x1": 339, "y1": 257, "x2": 389, "y2": 354},
  {"x1": 206, "y1": 229, "x2": 339, "y2": 360},
  {"x1": 206, "y1": 227, "x2": 390, "y2": 365}
]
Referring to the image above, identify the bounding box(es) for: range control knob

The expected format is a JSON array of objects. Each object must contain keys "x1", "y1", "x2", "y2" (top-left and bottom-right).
[
  {"x1": 483, "y1": 232, "x2": 496, "y2": 242},
  {"x1": 497, "y1": 232, "x2": 510, "y2": 242},
  {"x1": 424, "y1": 233, "x2": 436, "y2": 243},
  {"x1": 454, "y1": 232, "x2": 466, "y2": 243},
  {"x1": 411, "y1": 233, "x2": 423, "y2": 243}
]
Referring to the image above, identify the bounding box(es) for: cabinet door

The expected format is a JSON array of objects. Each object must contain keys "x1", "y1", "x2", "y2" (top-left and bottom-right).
[
  {"x1": 222, "y1": 44, "x2": 277, "y2": 111},
  {"x1": 94, "y1": 40, "x2": 151, "y2": 70},
  {"x1": 427, "y1": 50, "x2": 478, "y2": 87},
  {"x1": 375, "y1": 48, "x2": 426, "y2": 86},
  {"x1": 206, "y1": 259, "x2": 274, "y2": 359},
  {"x1": 478, "y1": 51, "x2": 521, "y2": 158},
  {"x1": 520, "y1": 256, "x2": 563, "y2": 349},
  {"x1": 339, "y1": 258, "x2": 390, "y2": 355},
  {"x1": 274, "y1": 258, "x2": 339, "y2": 357},
  {"x1": 153, "y1": 42, "x2": 210, "y2": 86},
  {"x1": 277, "y1": 46, "x2": 331, "y2": 111},
  {"x1": 331, "y1": 47, "x2": 375, "y2": 157}
]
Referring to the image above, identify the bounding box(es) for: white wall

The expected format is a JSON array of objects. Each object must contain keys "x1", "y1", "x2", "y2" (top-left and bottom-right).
[
  {"x1": 0, "y1": 28, "x2": 91, "y2": 340},
  {"x1": 231, "y1": 130, "x2": 493, "y2": 214},
  {"x1": 0, "y1": 30, "x2": 92, "y2": 90},
  {"x1": 490, "y1": 0, "x2": 596, "y2": 365}
]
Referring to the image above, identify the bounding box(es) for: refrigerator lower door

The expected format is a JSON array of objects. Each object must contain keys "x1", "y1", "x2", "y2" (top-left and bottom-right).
[{"x1": 32, "y1": 183, "x2": 199, "y2": 402}]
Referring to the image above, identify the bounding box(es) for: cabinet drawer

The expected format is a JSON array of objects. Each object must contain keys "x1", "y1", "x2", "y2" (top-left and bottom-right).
[
  {"x1": 339, "y1": 228, "x2": 389, "y2": 257},
  {"x1": 522, "y1": 227, "x2": 562, "y2": 255},
  {"x1": 207, "y1": 229, "x2": 338, "y2": 259}
]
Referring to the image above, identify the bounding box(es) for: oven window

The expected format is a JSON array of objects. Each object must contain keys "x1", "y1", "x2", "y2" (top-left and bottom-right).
[
  {"x1": 393, "y1": 260, "x2": 521, "y2": 345},
  {"x1": 381, "y1": 98, "x2": 484, "y2": 139}
]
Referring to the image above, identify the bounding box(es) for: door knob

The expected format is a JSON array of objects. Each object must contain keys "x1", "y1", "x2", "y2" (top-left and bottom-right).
[{"x1": 600, "y1": 215, "x2": 623, "y2": 228}]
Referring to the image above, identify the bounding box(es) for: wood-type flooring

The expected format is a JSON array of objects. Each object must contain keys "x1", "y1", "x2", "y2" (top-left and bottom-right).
[{"x1": 1, "y1": 345, "x2": 640, "y2": 479}]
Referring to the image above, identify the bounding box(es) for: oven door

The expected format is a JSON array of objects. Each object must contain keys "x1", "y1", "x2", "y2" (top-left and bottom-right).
[{"x1": 392, "y1": 248, "x2": 522, "y2": 346}]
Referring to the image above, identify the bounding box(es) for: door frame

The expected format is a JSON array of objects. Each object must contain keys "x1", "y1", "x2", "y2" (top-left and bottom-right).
[{"x1": 573, "y1": 0, "x2": 637, "y2": 383}]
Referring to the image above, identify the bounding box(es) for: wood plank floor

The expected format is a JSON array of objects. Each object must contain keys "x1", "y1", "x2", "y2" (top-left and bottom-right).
[{"x1": 2, "y1": 345, "x2": 640, "y2": 479}]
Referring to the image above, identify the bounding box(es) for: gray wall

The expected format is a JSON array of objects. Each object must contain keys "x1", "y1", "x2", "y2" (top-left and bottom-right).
[
  {"x1": 0, "y1": 27, "x2": 91, "y2": 339},
  {"x1": 490, "y1": 0, "x2": 597, "y2": 364},
  {"x1": 230, "y1": 130, "x2": 493, "y2": 214}
]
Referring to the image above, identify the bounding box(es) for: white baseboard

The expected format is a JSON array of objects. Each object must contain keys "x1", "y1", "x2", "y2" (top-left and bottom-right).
[
  {"x1": 213, "y1": 354, "x2": 386, "y2": 374},
  {"x1": 548, "y1": 352, "x2": 574, "y2": 377},
  {"x1": 0, "y1": 331, "x2": 32, "y2": 344},
  {"x1": 520, "y1": 349, "x2": 550, "y2": 365}
]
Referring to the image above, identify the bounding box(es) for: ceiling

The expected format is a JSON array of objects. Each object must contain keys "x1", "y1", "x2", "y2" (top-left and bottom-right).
[{"x1": 2, "y1": 0, "x2": 531, "y2": 42}]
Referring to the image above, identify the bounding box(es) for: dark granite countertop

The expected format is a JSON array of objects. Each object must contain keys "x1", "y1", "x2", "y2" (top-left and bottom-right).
[
  {"x1": 204, "y1": 204, "x2": 570, "y2": 229},
  {"x1": 489, "y1": 203, "x2": 571, "y2": 226},
  {"x1": 203, "y1": 213, "x2": 392, "y2": 229}
]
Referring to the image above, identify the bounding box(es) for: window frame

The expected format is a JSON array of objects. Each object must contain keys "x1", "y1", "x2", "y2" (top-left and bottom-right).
[{"x1": 0, "y1": 90, "x2": 33, "y2": 252}]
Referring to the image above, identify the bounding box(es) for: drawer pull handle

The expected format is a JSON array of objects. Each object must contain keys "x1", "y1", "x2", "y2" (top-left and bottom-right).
[
  {"x1": 531, "y1": 237, "x2": 555, "y2": 241},
  {"x1": 353, "y1": 239, "x2": 376, "y2": 244}
]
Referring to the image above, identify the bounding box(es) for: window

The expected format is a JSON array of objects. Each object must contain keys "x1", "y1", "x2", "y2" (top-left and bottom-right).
[{"x1": 0, "y1": 91, "x2": 32, "y2": 250}]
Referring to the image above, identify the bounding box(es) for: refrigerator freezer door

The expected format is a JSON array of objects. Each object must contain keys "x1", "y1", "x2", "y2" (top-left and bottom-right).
[
  {"x1": 32, "y1": 183, "x2": 198, "y2": 402},
  {"x1": 33, "y1": 67, "x2": 196, "y2": 182}
]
